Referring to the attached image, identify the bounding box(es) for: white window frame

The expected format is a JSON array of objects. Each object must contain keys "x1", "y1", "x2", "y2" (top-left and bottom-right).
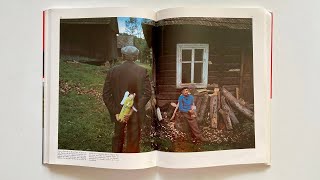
[{"x1": 176, "y1": 43, "x2": 209, "y2": 88}]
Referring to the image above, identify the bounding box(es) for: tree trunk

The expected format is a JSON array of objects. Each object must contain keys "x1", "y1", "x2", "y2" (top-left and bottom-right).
[
  {"x1": 246, "y1": 104, "x2": 254, "y2": 111},
  {"x1": 236, "y1": 87, "x2": 240, "y2": 99},
  {"x1": 239, "y1": 98, "x2": 254, "y2": 111},
  {"x1": 218, "y1": 90, "x2": 221, "y2": 110},
  {"x1": 195, "y1": 95, "x2": 203, "y2": 117},
  {"x1": 167, "y1": 102, "x2": 177, "y2": 119},
  {"x1": 198, "y1": 94, "x2": 209, "y2": 123},
  {"x1": 221, "y1": 96, "x2": 239, "y2": 125},
  {"x1": 209, "y1": 88, "x2": 219, "y2": 128},
  {"x1": 221, "y1": 88, "x2": 254, "y2": 121},
  {"x1": 219, "y1": 109, "x2": 233, "y2": 130},
  {"x1": 145, "y1": 96, "x2": 156, "y2": 112}
]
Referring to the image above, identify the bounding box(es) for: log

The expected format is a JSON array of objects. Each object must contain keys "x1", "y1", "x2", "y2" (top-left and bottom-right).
[
  {"x1": 239, "y1": 98, "x2": 254, "y2": 111},
  {"x1": 198, "y1": 94, "x2": 209, "y2": 123},
  {"x1": 236, "y1": 87, "x2": 240, "y2": 99},
  {"x1": 145, "y1": 96, "x2": 156, "y2": 113},
  {"x1": 221, "y1": 88, "x2": 254, "y2": 120},
  {"x1": 195, "y1": 96, "x2": 203, "y2": 117},
  {"x1": 209, "y1": 88, "x2": 219, "y2": 128},
  {"x1": 247, "y1": 104, "x2": 254, "y2": 111},
  {"x1": 166, "y1": 102, "x2": 177, "y2": 119},
  {"x1": 239, "y1": 98, "x2": 246, "y2": 106},
  {"x1": 221, "y1": 96, "x2": 239, "y2": 125},
  {"x1": 194, "y1": 95, "x2": 198, "y2": 103},
  {"x1": 217, "y1": 90, "x2": 221, "y2": 110},
  {"x1": 197, "y1": 89, "x2": 213, "y2": 94},
  {"x1": 219, "y1": 109, "x2": 233, "y2": 130},
  {"x1": 209, "y1": 95, "x2": 216, "y2": 128},
  {"x1": 207, "y1": 83, "x2": 219, "y2": 90}
]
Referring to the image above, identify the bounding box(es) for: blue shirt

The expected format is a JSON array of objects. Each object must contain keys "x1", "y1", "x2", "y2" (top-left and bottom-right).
[{"x1": 178, "y1": 94, "x2": 194, "y2": 113}]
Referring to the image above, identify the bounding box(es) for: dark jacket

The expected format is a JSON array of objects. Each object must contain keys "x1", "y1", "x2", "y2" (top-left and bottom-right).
[{"x1": 102, "y1": 61, "x2": 151, "y2": 121}]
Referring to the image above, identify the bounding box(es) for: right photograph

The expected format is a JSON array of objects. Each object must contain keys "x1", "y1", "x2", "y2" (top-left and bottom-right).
[{"x1": 143, "y1": 17, "x2": 255, "y2": 152}]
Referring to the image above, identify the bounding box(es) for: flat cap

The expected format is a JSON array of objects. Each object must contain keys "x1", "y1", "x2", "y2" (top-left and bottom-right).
[{"x1": 121, "y1": 46, "x2": 139, "y2": 56}]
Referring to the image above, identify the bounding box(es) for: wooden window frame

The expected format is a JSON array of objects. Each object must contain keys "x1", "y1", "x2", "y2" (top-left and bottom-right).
[{"x1": 176, "y1": 43, "x2": 209, "y2": 88}]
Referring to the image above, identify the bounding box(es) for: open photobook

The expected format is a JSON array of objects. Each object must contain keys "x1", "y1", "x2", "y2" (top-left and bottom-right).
[{"x1": 43, "y1": 7, "x2": 272, "y2": 169}]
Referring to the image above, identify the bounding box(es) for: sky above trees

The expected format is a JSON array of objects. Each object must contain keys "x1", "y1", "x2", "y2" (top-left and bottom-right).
[{"x1": 117, "y1": 17, "x2": 150, "y2": 39}]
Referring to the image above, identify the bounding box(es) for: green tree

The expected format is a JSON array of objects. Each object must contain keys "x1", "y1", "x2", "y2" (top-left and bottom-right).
[
  {"x1": 124, "y1": 18, "x2": 152, "y2": 65},
  {"x1": 134, "y1": 37, "x2": 152, "y2": 65},
  {"x1": 125, "y1": 18, "x2": 142, "y2": 38}
]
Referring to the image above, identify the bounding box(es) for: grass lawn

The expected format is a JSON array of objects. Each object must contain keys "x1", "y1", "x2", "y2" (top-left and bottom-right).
[
  {"x1": 58, "y1": 60, "x2": 153, "y2": 152},
  {"x1": 58, "y1": 59, "x2": 254, "y2": 153}
]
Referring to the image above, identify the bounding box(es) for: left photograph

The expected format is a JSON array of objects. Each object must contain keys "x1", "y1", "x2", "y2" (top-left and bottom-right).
[{"x1": 58, "y1": 17, "x2": 156, "y2": 153}]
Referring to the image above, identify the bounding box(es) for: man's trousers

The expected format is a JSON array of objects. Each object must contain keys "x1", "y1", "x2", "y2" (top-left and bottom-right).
[{"x1": 112, "y1": 112, "x2": 141, "y2": 153}]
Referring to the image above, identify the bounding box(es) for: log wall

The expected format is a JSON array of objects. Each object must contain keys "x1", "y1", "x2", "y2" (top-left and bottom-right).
[
  {"x1": 60, "y1": 23, "x2": 118, "y2": 62},
  {"x1": 154, "y1": 25, "x2": 253, "y2": 106}
]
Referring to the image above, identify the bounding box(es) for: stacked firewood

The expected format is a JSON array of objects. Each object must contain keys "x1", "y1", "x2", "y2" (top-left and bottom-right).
[
  {"x1": 195, "y1": 87, "x2": 254, "y2": 130},
  {"x1": 159, "y1": 87, "x2": 254, "y2": 131}
]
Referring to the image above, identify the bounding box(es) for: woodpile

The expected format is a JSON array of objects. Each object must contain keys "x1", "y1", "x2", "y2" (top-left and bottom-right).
[
  {"x1": 221, "y1": 88, "x2": 254, "y2": 121},
  {"x1": 160, "y1": 87, "x2": 254, "y2": 131},
  {"x1": 198, "y1": 87, "x2": 254, "y2": 130}
]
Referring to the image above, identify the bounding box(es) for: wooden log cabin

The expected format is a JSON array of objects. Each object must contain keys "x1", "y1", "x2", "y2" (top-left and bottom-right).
[
  {"x1": 60, "y1": 18, "x2": 119, "y2": 64},
  {"x1": 143, "y1": 18, "x2": 254, "y2": 107},
  {"x1": 117, "y1": 34, "x2": 134, "y2": 58}
]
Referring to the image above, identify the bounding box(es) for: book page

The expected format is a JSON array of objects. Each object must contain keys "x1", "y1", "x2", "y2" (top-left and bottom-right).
[
  {"x1": 43, "y1": 7, "x2": 159, "y2": 169},
  {"x1": 152, "y1": 8, "x2": 271, "y2": 168}
]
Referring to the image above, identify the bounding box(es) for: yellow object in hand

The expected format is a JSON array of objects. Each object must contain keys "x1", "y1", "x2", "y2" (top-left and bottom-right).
[{"x1": 117, "y1": 93, "x2": 135, "y2": 122}]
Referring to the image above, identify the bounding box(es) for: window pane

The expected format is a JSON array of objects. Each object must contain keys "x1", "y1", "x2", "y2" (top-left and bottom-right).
[
  {"x1": 194, "y1": 63, "x2": 203, "y2": 83},
  {"x1": 182, "y1": 63, "x2": 191, "y2": 83},
  {"x1": 182, "y1": 49, "x2": 192, "y2": 62},
  {"x1": 195, "y1": 49, "x2": 203, "y2": 62}
]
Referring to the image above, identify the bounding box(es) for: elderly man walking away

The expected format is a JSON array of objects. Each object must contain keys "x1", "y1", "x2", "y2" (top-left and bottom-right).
[{"x1": 103, "y1": 46, "x2": 151, "y2": 153}]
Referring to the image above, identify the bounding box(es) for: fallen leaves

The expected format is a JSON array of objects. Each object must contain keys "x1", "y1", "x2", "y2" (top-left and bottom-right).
[
  {"x1": 157, "y1": 114, "x2": 255, "y2": 150},
  {"x1": 59, "y1": 80, "x2": 103, "y2": 101}
]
